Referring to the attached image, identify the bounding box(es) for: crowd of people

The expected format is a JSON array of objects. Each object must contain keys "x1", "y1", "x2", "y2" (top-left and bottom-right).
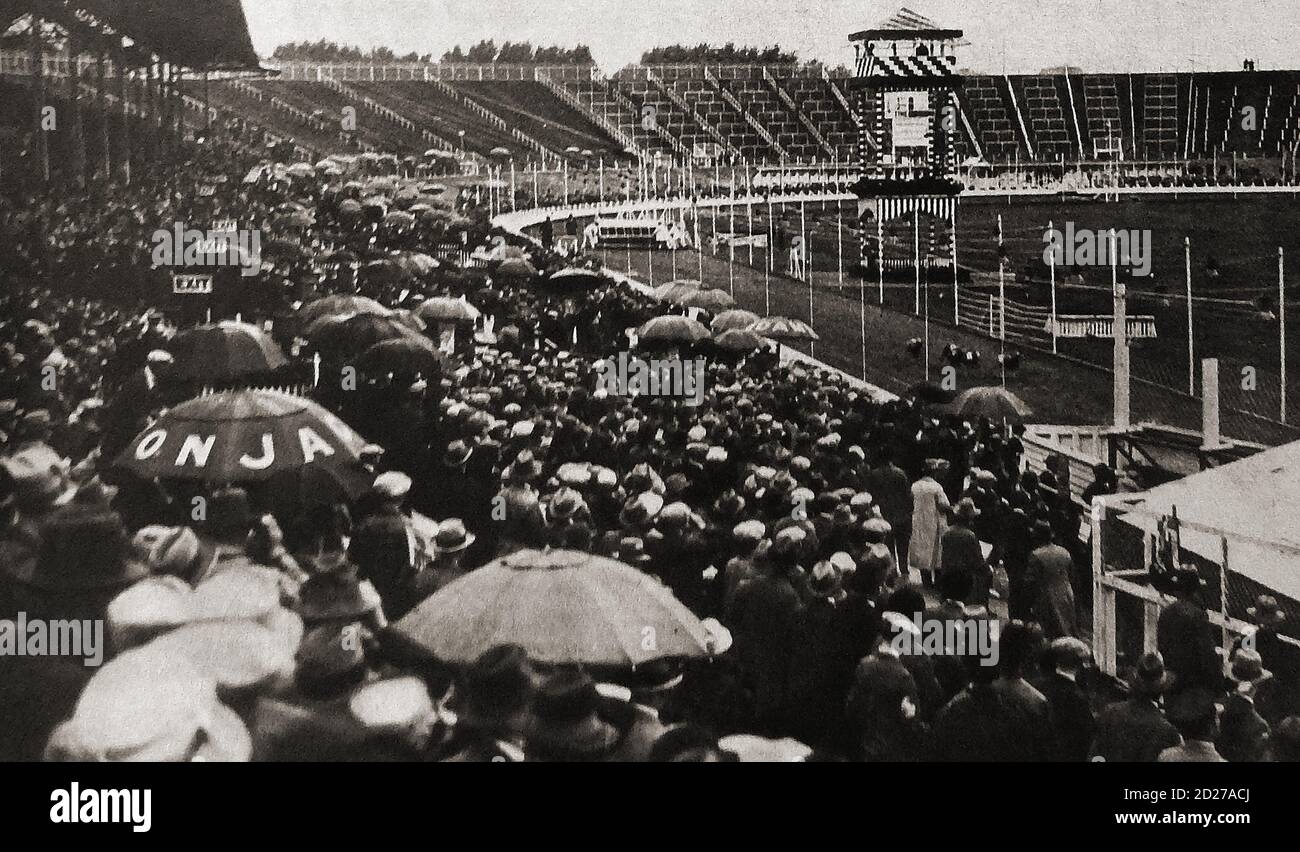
[{"x1": 1, "y1": 124, "x2": 1298, "y2": 763}]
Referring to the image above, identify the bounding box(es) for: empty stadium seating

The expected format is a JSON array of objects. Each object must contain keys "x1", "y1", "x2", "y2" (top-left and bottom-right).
[{"x1": 20, "y1": 53, "x2": 1300, "y2": 170}]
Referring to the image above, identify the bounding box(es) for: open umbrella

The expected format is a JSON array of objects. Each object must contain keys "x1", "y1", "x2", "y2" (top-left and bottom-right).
[
  {"x1": 489, "y1": 146, "x2": 511, "y2": 157},
  {"x1": 545, "y1": 267, "x2": 606, "y2": 290},
  {"x1": 391, "y1": 549, "x2": 711, "y2": 666},
  {"x1": 948, "y1": 386, "x2": 1032, "y2": 422},
  {"x1": 306, "y1": 313, "x2": 421, "y2": 357},
  {"x1": 908, "y1": 380, "x2": 957, "y2": 406},
  {"x1": 710, "y1": 309, "x2": 760, "y2": 333},
  {"x1": 677, "y1": 288, "x2": 735, "y2": 311},
  {"x1": 166, "y1": 321, "x2": 288, "y2": 383},
  {"x1": 390, "y1": 252, "x2": 437, "y2": 276},
  {"x1": 495, "y1": 257, "x2": 537, "y2": 281},
  {"x1": 415, "y1": 296, "x2": 481, "y2": 324},
  {"x1": 356, "y1": 336, "x2": 448, "y2": 377},
  {"x1": 712, "y1": 328, "x2": 768, "y2": 353},
  {"x1": 652, "y1": 279, "x2": 701, "y2": 302},
  {"x1": 637, "y1": 315, "x2": 710, "y2": 345},
  {"x1": 299, "y1": 295, "x2": 389, "y2": 326},
  {"x1": 384, "y1": 210, "x2": 416, "y2": 228},
  {"x1": 114, "y1": 390, "x2": 368, "y2": 484},
  {"x1": 748, "y1": 316, "x2": 820, "y2": 342}
]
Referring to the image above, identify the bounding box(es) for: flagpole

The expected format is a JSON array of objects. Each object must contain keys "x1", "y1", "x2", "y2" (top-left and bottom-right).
[
  {"x1": 914, "y1": 208, "x2": 921, "y2": 315},
  {"x1": 1049, "y1": 218, "x2": 1058, "y2": 353},
  {"x1": 877, "y1": 209, "x2": 884, "y2": 305},
  {"x1": 859, "y1": 213, "x2": 867, "y2": 381},
  {"x1": 804, "y1": 201, "x2": 813, "y2": 358},
  {"x1": 765, "y1": 196, "x2": 772, "y2": 315},
  {"x1": 729, "y1": 166, "x2": 737, "y2": 292},
  {"x1": 1185, "y1": 236, "x2": 1194, "y2": 394},
  {"x1": 999, "y1": 213, "x2": 1007, "y2": 387},
  {"x1": 951, "y1": 203, "x2": 959, "y2": 325},
  {"x1": 1281, "y1": 246, "x2": 1287, "y2": 423}
]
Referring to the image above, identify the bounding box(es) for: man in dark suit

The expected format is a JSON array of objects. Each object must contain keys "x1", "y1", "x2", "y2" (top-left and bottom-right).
[
  {"x1": 1240, "y1": 595, "x2": 1300, "y2": 724},
  {"x1": 1089, "y1": 652, "x2": 1181, "y2": 762},
  {"x1": 1218, "y1": 648, "x2": 1272, "y2": 762},
  {"x1": 940, "y1": 498, "x2": 986, "y2": 605},
  {"x1": 350, "y1": 472, "x2": 423, "y2": 619},
  {"x1": 1036, "y1": 637, "x2": 1096, "y2": 762},
  {"x1": 865, "y1": 446, "x2": 912, "y2": 570},
  {"x1": 1155, "y1": 566, "x2": 1222, "y2": 695}
]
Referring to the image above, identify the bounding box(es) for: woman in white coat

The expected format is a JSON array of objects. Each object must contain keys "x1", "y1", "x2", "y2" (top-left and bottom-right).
[{"x1": 908, "y1": 458, "x2": 951, "y2": 587}]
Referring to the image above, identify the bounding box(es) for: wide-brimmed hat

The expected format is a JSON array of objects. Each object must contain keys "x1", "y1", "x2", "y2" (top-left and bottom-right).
[
  {"x1": 954, "y1": 497, "x2": 980, "y2": 523},
  {"x1": 1129, "y1": 651, "x2": 1175, "y2": 698},
  {"x1": 372, "y1": 471, "x2": 412, "y2": 502},
  {"x1": 503, "y1": 450, "x2": 542, "y2": 483},
  {"x1": 619, "y1": 491, "x2": 664, "y2": 528},
  {"x1": 297, "y1": 570, "x2": 376, "y2": 623},
  {"x1": 1247, "y1": 594, "x2": 1285, "y2": 626},
  {"x1": 443, "y1": 439, "x2": 473, "y2": 468},
  {"x1": 809, "y1": 560, "x2": 843, "y2": 597},
  {"x1": 1, "y1": 445, "x2": 72, "y2": 510},
  {"x1": 1226, "y1": 647, "x2": 1273, "y2": 690},
  {"x1": 44, "y1": 646, "x2": 251, "y2": 762},
  {"x1": 527, "y1": 669, "x2": 620, "y2": 759},
  {"x1": 547, "y1": 488, "x2": 585, "y2": 522},
  {"x1": 454, "y1": 644, "x2": 537, "y2": 729},
  {"x1": 617, "y1": 536, "x2": 652, "y2": 566},
  {"x1": 434, "y1": 518, "x2": 475, "y2": 553},
  {"x1": 6, "y1": 501, "x2": 145, "y2": 592},
  {"x1": 295, "y1": 621, "x2": 367, "y2": 695},
  {"x1": 204, "y1": 487, "x2": 253, "y2": 532}
]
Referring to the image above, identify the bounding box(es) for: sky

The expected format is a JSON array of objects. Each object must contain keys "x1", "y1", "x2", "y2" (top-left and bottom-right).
[{"x1": 241, "y1": 0, "x2": 1300, "y2": 74}]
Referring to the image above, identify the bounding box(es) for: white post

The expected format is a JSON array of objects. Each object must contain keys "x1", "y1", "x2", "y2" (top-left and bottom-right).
[
  {"x1": 1201, "y1": 357, "x2": 1221, "y2": 450},
  {"x1": 1049, "y1": 218, "x2": 1058, "y2": 353},
  {"x1": 837, "y1": 210, "x2": 844, "y2": 288},
  {"x1": 877, "y1": 211, "x2": 884, "y2": 305},
  {"x1": 914, "y1": 208, "x2": 921, "y2": 315},
  {"x1": 1179, "y1": 236, "x2": 1192, "y2": 395},
  {"x1": 1112, "y1": 228, "x2": 1130, "y2": 430},
  {"x1": 1282, "y1": 246, "x2": 1288, "y2": 423},
  {"x1": 951, "y1": 203, "x2": 959, "y2": 325},
  {"x1": 998, "y1": 213, "x2": 1006, "y2": 385}
]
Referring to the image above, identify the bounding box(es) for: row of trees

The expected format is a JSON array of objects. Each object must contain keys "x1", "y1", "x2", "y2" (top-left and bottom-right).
[
  {"x1": 640, "y1": 43, "x2": 798, "y2": 64},
  {"x1": 441, "y1": 40, "x2": 595, "y2": 64},
  {"x1": 270, "y1": 40, "x2": 595, "y2": 65},
  {"x1": 271, "y1": 42, "x2": 434, "y2": 63}
]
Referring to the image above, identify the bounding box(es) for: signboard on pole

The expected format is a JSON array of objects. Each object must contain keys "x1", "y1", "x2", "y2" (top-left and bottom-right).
[{"x1": 172, "y1": 273, "x2": 214, "y2": 295}]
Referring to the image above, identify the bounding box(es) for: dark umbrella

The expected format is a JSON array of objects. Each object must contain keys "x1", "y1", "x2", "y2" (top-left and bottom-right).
[
  {"x1": 356, "y1": 336, "x2": 448, "y2": 377},
  {"x1": 166, "y1": 321, "x2": 288, "y2": 383},
  {"x1": 114, "y1": 390, "x2": 368, "y2": 484},
  {"x1": 415, "y1": 297, "x2": 481, "y2": 324},
  {"x1": 712, "y1": 328, "x2": 768, "y2": 352},
  {"x1": 391, "y1": 549, "x2": 711, "y2": 666},
  {"x1": 710, "y1": 308, "x2": 760, "y2": 333},
  {"x1": 908, "y1": 380, "x2": 957, "y2": 405},
  {"x1": 306, "y1": 313, "x2": 422, "y2": 358},
  {"x1": 948, "y1": 386, "x2": 1032, "y2": 422},
  {"x1": 637, "y1": 315, "x2": 710, "y2": 344},
  {"x1": 747, "y1": 316, "x2": 820, "y2": 342},
  {"x1": 545, "y1": 267, "x2": 606, "y2": 290},
  {"x1": 299, "y1": 295, "x2": 389, "y2": 326}
]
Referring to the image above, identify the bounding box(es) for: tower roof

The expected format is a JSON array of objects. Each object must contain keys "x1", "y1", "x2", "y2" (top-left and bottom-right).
[{"x1": 850, "y1": 7, "x2": 963, "y2": 41}]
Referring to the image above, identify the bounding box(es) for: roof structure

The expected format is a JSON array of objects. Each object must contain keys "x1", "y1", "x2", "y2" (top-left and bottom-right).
[
  {"x1": 850, "y1": 6, "x2": 963, "y2": 41},
  {"x1": 5, "y1": 1, "x2": 261, "y2": 71},
  {"x1": 1112, "y1": 438, "x2": 1300, "y2": 601}
]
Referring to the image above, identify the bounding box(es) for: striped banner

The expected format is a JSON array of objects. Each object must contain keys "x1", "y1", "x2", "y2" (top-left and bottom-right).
[
  {"x1": 857, "y1": 195, "x2": 957, "y2": 223},
  {"x1": 868, "y1": 54, "x2": 957, "y2": 78}
]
